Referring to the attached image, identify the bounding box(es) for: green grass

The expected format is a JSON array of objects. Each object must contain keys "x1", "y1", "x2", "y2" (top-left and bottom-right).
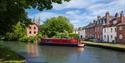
[
  {"x1": 84, "y1": 41, "x2": 125, "y2": 49},
  {"x1": 0, "y1": 44, "x2": 25, "y2": 63}
]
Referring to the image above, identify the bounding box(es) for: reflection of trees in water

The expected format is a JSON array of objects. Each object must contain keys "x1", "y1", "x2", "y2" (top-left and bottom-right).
[{"x1": 26, "y1": 43, "x2": 39, "y2": 58}]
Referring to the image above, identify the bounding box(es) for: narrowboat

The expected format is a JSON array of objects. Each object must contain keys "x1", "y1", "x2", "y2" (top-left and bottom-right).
[{"x1": 41, "y1": 38, "x2": 85, "y2": 47}]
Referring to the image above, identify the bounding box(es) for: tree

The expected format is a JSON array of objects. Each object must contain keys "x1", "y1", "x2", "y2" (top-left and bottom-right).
[
  {"x1": 0, "y1": 0, "x2": 70, "y2": 35},
  {"x1": 5, "y1": 22, "x2": 26, "y2": 41},
  {"x1": 40, "y1": 16, "x2": 74, "y2": 37}
]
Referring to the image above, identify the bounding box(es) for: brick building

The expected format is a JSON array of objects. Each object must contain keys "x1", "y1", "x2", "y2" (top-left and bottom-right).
[
  {"x1": 117, "y1": 11, "x2": 125, "y2": 44},
  {"x1": 85, "y1": 22, "x2": 95, "y2": 39},
  {"x1": 94, "y1": 16, "x2": 103, "y2": 42},
  {"x1": 78, "y1": 11, "x2": 125, "y2": 44}
]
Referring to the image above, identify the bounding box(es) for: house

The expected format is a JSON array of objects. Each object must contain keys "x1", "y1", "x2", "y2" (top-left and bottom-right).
[
  {"x1": 85, "y1": 22, "x2": 95, "y2": 39},
  {"x1": 102, "y1": 12, "x2": 119, "y2": 43},
  {"x1": 27, "y1": 18, "x2": 40, "y2": 37},
  {"x1": 27, "y1": 23, "x2": 39, "y2": 37},
  {"x1": 117, "y1": 11, "x2": 125, "y2": 44},
  {"x1": 78, "y1": 27, "x2": 86, "y2": 39},
  {"x1": 94, "y1": 16, "x2": 103, "y2": 42}
]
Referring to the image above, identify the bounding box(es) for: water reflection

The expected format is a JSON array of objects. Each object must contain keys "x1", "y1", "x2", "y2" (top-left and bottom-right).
[
  {"x1": 27, "y1": 43, "x2": 39, "y2": 58},
  {"x1": 0, "y1": 41, "x2": 125, "y2": 63},
  {"x1": 77, "y1": 47, "x2": 84, "y2": 53}
]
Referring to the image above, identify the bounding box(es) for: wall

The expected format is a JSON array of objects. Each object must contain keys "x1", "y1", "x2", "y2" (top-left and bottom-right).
[
  {"x1": 103, "y1": 27, "x2": 117, "y2": 42},
  {"x1": 27, "y1": 24, "x2": 38, "y2": 37}
]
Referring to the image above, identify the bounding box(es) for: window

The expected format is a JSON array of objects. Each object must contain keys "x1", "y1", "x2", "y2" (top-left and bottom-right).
[
  {"x1": 119, "y1": 34, "x2": 123, "y2": 39},
  {"x1": 119, "y1": 26, "x2": 122, "y2": 30},
  {"x1": 111, "y1": 35, "x2": 112, "y2": 39},
  {"x1": 104, "y1": 29, "x2": 106, "y2": 33},
  {"x1": 29, "y1": 31, "x2": 31, "y2": 34},
  {"x1": 104, "y1": 35, "x2": 106, "y2": 38},
  {"x1": 34, "y1": 27, "x2": 36, "y2": 29},
  {"x1": 111, "y1": 28, "x2": 112, "y2": 32},
  {"x1": 115, "y1": 28, "x2": 116, "y2": 32},
  {"x1": 34, "y1": 31, "x2": 36, "y2": 34},
  {"x1": 29, "y1": 26, "x2": 31, "y2": 29}
]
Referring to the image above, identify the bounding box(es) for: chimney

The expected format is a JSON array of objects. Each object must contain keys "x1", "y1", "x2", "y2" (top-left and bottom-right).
[
  {"x1": 120, "y1": 11, "x2": 124, "y2": 22},
  {"x1": 115, "y1": 12, "x2": 119, "y2": 17},
  {"x1": 105, "y1": 11, "x2": 110, "y2": 17},
  {"x1": 97, "y1": 16, "x2": 101, "y2": 20},
  {"x1": 105, "y1": 11, "x2": 110, "y2": 24},
  {"x1": 120, "y1": 11, "x2": 123, "y2": 17},
  {"x1": 93, "y1": 20, "x2": 96, "y2": 24}
]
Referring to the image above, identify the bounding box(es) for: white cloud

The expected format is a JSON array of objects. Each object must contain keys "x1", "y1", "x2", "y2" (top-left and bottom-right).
[
  {"x1": 52, "y1": 0, "x2": 93, "y2": 10},
  {"x1": 28, "y1": 0, "x2": 125, "y2": 28},
  {"x1": 66, "y1": 10, "x2": 80, "y2": 15},
  {"x1": 88, "y1": 0, "x2": 125, "y2": 16}
]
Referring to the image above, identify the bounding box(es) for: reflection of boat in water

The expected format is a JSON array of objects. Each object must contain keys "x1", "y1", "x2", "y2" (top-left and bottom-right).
[
  {"x1": 40, "y1": 38, "x2": 85, "y2": 47},
  {"x1": 77, "y1": 47, "x2": 84, "y2": 52}
]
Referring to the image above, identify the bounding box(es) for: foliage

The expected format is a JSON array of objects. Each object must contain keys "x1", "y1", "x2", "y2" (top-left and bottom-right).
[
  {"x1": 55, "y1": 33, "x2": 69, "y2": 38},
  {"x1": 19, "y1": 32, "x2": 42, "y2": 43},
  {"x1": 19, "y1": 36, "x2": 35, "y2": 43},
  {"x1": 0, "y1": 0, "x2": 70, "y2": 35},
  {"x1": 69, "y1": 33, "x2": 79, "y2": 39},
  {"x1": 40, "y1": 16, "x2": 74, "y2": 37},
  {"x1": 4, "y1": 22, "x2": 26, "y2": 41}
]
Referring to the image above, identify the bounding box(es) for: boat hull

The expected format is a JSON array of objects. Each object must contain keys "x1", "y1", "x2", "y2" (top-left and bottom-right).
[{"x1": 40, "y1": 38, "x2": 85, "y2": 47}]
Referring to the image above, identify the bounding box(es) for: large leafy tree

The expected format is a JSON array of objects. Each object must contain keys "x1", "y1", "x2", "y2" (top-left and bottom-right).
[
  {"x1": 0, "y1": 0, "x2": 70, "y2": 35},
  {"x1": 40, "y1": 16, "x2": 74, "y2": 37},
  {"x1": 5, "y1": 22, "x2": 26, "y2": 41}
]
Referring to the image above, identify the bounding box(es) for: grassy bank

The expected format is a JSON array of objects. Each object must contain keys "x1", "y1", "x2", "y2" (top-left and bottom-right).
[
  {"x1": 84, "y1": 41, "x2": 125, "y2": 51},
  {"x1": 0, "y1": 44, "x2": 25, "y2": 63}
]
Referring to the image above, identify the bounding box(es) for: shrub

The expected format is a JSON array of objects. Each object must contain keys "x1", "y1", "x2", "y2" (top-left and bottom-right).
[
  {"x1": 69, "y1": 33, "x2": 79, "y2": 39},
  {"x1": 19, "y1": 36, "x2": 35, "y2": 43}
]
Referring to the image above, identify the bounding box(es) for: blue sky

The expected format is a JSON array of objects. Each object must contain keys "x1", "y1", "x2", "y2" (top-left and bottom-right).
[{"x1": 26, "y1": 0, "x2": 125, "y2": 28}]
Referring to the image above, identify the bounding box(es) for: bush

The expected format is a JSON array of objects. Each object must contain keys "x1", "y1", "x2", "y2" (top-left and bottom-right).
[
  {"x1": 19, "y1": 36, "x2": 35, "y2": 43},
  {"x1": 69, "y1": 33, "x2": 79, "y2": 39}
]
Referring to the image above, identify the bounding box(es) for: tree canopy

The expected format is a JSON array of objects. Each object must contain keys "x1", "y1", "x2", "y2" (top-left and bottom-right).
[
  {"x1": 40, "y1": 16, "x2": 74, "y2": 37},
  {"x1": 4, "y1": 22, "x2": 26, "y2": 41},
  {"x1": 0, "y1": 0, "x2": 70, "y2": 35}
]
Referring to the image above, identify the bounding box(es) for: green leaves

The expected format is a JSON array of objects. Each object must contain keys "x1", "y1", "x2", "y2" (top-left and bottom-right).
[
  {"x1": 4, "y1": 22, "x2": 26, "y2": 41},
  {"x1": 40, "y1": 16, "x2": 73, "y2": 37},
  {"x1": 0, "y1": 0, "x2": 70, "y2": 35}
]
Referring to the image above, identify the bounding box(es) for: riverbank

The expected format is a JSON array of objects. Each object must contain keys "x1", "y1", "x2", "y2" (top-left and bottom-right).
[
  {"x1": 84, "y1": 41, "x2": 125, "y2": 51},
  {"x1": 0, "y1": 44, "x2": 25, "y2": 63}
]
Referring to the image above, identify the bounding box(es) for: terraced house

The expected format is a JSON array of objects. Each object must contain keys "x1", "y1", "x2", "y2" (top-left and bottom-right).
[
  {"x1": 78, "y1": 11, "x2": 125, "y2": 44},
  {"x1": 117, "y1": 11, "x2": 125, "y2": 44}
]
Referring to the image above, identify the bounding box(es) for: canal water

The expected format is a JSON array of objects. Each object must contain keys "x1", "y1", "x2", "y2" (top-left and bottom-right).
[{"x1": 0, "y1": 41, "x2": 125, "y2": 63}]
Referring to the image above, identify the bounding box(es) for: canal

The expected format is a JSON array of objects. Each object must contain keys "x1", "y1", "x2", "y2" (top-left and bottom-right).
[{"x1": 0, "y1": 41, "x2": 125, "y2": 63}]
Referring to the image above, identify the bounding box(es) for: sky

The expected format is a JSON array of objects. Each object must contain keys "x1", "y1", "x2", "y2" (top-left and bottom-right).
[{"x1": 26, "y1": 0, "x2": 125, "y2": 28}]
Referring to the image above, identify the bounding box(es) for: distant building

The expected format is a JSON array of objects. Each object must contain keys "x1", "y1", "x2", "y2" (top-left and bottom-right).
[
  {"x1": 27, "y1": 17, "x2": 40, "y2": 37},
  {"x1": 94, "y1": 16, "x2": 103, "y2": 42},
  {"x1": 117, "y1": 11, "x2": 125, "y2": 44},
  {"x1": 102, "y1": 12, "x2": 117, "y2": 43},
  {"x1": 82, "y1": 11, "x2": 125, "y2": 44},
  {"x1": 77, "y1": 27, "x2": 86, "y2": 39},
  {"x1": 27, "y1": 23, "x2": 39, "y2": 37},
  {"x1": 85, "y1": 23, "x2": 95, "y2": 39}
]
